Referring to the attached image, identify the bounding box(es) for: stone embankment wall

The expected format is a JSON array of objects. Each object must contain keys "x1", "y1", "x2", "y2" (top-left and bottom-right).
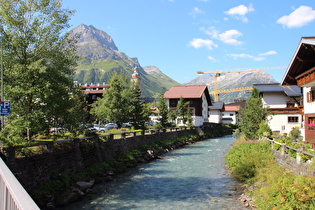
[{"x1": 0, "y1": 128, "x2": 197, "y2": 192}]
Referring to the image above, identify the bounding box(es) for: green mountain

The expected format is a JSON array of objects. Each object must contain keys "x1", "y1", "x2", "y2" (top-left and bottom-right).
[{"x1": 69, "y1": 24, "x2": 180, "y2": 98}]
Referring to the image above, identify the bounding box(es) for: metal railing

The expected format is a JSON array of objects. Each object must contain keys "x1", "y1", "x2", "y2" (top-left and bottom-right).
[{"x1": 0, "y1": 157, "x2": 40, "y2": 210}]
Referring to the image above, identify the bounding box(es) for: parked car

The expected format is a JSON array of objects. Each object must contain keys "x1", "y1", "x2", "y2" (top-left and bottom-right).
[
  {"x1": 49, "y1": 127, "x2": 65, "y2": 133},
  {"x1": 122, "y1": 123, "x2": 132, "y2": 128},
  {"x1": 95, "y1": 125, "x2": 108, "y2": 133},
  {"x1": 88, "y1": 124, "x2": 108, "y2": 133},
  {"x1": 105, "y1": 123, "x2": 117, "y2": 129}
]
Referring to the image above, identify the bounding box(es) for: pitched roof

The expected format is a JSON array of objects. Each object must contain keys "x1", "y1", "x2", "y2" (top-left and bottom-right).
[
  {"x1": 209, "y1": 101, "x2": 224, "y2": 110},
  {"x1": 281, "y1": 37, "x2": 315, "y2": 85},
  {"x1": 224, "y1": 101, "x2": 246, "y2": 111},
  {"x1": 164, "y1": 85, "x2": 211, "y2": 105},
  {"x1": 253, "y1": 83, "x2": 301, "y2": 97},
  {"x1": 164, "y1": 85, "x2": 207, "y2": 98}
]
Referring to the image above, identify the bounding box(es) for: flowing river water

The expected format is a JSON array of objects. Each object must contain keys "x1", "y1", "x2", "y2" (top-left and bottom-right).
[{"x1": 63, "y1": 135, "x2": 246, "y2": 210}]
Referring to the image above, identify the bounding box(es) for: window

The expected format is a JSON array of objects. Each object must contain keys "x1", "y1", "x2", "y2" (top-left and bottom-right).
[
  {"x1": 309, "y1": 117, "x2": 315, "y2": 124},
  {"x1": 308, "y1": 117, "x2": 315, "y2": 130},
  {"x1": 307, "y1": 89, "x2": 315, "y2": 102},
  {"x1": 286, "y1": 102, "x2": 295, "y2": 108},
  {"x1": 170, "y1": 99, "x2": 177, "y2": 107},
  {"x1": 230, "y1": 114, "x2": 234, "y2": 116},
  {"x1": 288, "y1": 116, "x2": 299, "y2": 123}
]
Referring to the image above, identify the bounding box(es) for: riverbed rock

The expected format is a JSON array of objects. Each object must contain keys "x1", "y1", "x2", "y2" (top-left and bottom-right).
[
  {"x1": 76, "y1": 179, "x2": 95, "y2": 191},
  {"x1": 106, "y1": 170, "x2": 115, "y2": 176},
  {"x1": 143, "y1": 150, "x2": 155, "y2": 160}
]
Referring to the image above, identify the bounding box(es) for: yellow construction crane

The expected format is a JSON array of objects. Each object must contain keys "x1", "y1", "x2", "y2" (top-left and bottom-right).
[{"x1": 197, "y1": 67, "x2": 286, "y2": 102}]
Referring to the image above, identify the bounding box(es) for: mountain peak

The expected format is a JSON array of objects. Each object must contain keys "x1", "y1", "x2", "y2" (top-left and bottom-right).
[
  {"x1": 143, "y1": 66, "x2": 162, "y2": 74},
  {"x1": 72, "y1": 24, "x2": 118, "y2": 50}
]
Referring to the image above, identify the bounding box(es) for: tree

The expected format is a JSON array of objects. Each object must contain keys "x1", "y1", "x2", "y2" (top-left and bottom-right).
[
  {"x1": 157, "y1": 95, "x2": 169, "y2": 128},
  {"x1": 91, "y1": 72, "x2": 150, "y2": 129},
  {"x1": 0, "y1": 0, "x2": 83, "y2": 145},
  {"x1": 91, "y1": 73, "x2": 129, "y2": 123},
  {"x1": 176, "y1": 97, "x2": 191, "y2": 126},
  {"x1": 238, "y1": 88, "x2": 267, "y2": 139},
  {"x1": 126, "y1": 82, "x2": 150, "y2": 129}
]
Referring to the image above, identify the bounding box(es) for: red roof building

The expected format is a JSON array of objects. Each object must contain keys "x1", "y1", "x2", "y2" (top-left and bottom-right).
[{"x1": 164, "y1": 85, "x2": 212, "y2": 126}]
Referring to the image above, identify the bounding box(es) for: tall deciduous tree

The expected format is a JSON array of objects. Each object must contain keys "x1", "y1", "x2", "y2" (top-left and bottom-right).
[
  {"x1": 91, "y1": 72, "x2": 129, "y2": 123},
  {"x1": 91, "y1": 73, "x2": 150, "y2": 129},
  {"x1": 238, "y1": 88, "x2": 267, "y2": 139},
  {"x1": 0, "y1": 0, "x2": 83, "y2": 145}
]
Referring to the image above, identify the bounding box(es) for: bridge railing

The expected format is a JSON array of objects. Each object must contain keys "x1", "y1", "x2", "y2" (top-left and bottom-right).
[{"x1": 0, "y1": 157, "x2": 40, "y2": 210}]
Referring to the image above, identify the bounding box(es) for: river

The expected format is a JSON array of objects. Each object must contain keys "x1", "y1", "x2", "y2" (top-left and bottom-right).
[{"x1": 63, "y1": 135, "x2": 246, "y2": 209}]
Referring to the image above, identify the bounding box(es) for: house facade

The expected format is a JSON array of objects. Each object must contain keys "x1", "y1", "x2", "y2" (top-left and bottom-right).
[
  {"x1": 208, "y1": 102, "x2": 224, "y2": 124},
  {"x1": 81, "y1": 83, "x2": 110, "y2": 105},
  {"x1": 221, "y1": 100, "x2": 246, "y2": 124},
  {"x1": 253, "y1": 83, "x2": 302, "y2": 136},
  {"x1": 164, "y1": 85, "x2": 211, "y2": 126},
  {"x1": 281, "y1": 37, "x2": 315, "y2": 145}
]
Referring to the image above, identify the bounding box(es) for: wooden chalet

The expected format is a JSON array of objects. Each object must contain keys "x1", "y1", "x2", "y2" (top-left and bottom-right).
[{"x1": 281, "y1": 37, "x2": 315, "y2": 144}]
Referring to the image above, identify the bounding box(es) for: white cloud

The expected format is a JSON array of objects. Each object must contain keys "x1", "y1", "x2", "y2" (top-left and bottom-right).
[
  {"x1": 189, "y1": 7, "x2": 205, "y2": 18},
  {"x1": 207, "y1": 56, "x2": 216, "y2": 62},
  {"x1": 224, "y1": 4, "x2": 255, "y2": 23},
  {"x1": 228, "y1": 53, "x2": 265, "y2": 61},
  {"x1": 188, "y1": 38, "x2": 218, "y2": 50},
  {"x1": 258, "y1": 51, "x2": 277, "y2": 56},
  {"x1": 201, "y1": 27, "x2": 243, "y2": 45},
  {"x1": 277, "y1": 5, "x2": 315, "y2": 28}
]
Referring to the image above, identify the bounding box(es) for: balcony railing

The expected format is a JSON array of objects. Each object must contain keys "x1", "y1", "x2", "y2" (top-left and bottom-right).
[
  {"x1": 296, "y1": 67, "x2": 315, "y2": 87},
  {"x1": 0, "y1": 157, "x2": 40, "y2": 210}
]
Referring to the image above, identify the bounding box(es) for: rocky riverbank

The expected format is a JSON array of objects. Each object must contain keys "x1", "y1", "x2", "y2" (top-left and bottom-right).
[{"x1": 35, "y1": 135, "x2": 205, "y2": 209}]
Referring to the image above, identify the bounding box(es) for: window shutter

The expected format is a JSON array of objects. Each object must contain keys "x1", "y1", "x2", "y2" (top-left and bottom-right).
[{"x1": 307, "y1": 92, "x2": 310, "y2": 102}]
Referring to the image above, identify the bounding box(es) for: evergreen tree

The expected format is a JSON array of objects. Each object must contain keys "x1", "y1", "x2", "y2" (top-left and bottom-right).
[
  {"x1": 157, "y1": 95, "x2": 169, "y2": 128},
  {"x1": 176, "y1": 97, "x2": 191, "y2": 126},
  {"x1": 0, "y1": 0, "x2": 83, "y2": 145},
  {"x1": 127, "y1": 82, "x2": 150, "y2": 129},
  {"x1": 238, "y1": 88, "x2": 267, "y2": 139}
]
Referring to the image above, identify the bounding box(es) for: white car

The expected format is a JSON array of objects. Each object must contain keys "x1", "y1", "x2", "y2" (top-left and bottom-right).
[
  {"x1": 88, "y1": 124, "x2": 108, "y2": 133},
  {"x1": 105, "y1": 123, "x2": 117, "y2": 129}
]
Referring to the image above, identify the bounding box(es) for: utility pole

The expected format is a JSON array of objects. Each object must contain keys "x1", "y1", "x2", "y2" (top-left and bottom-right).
[{"x1": 1, "y1": 36, "x2": 4, "y2": 129}]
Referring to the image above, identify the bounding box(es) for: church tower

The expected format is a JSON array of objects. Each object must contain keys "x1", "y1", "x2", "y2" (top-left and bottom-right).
[{"x1": 131, "y1": 66, "x2": 141, "y2": 86}]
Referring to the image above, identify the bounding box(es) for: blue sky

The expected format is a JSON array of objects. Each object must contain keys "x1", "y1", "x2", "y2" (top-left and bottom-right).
[{"x1": 62, "y1": 0, "x2": 315, "y2": 84}]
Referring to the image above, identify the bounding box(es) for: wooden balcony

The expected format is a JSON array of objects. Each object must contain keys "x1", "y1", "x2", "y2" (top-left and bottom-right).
[
  {"x1": 296, "y1": 67, "x2": 315, "y2": 87},
  {"x1": 268, "y1": 108, "x2": 301, "y2": 114}
]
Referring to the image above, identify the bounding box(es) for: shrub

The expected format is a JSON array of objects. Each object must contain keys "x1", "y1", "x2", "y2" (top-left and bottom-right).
[
  {"x1": 257, "y1": 121, "x2": 272, "y2": 138},
  {"x1": 289, "y1": 126, "x2": 301, "y2": 140},
  {"x1": 225, "y1": 140, "x2": 273, "y2": 182}
]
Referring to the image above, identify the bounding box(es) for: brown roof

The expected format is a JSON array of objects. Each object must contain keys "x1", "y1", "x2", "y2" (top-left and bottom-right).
[
  {"x1": 164, "y1": 85, "x2": 212, "y2": 105},
  {"x1": 224, "y1": 101, "x2": 246, "y2": 111},
  {"x1": 164, "y1": 85, "x2": 208, "y2": 98}
]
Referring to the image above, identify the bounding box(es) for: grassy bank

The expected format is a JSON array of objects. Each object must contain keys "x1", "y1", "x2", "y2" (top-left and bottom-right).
[{"x1": 225, "y1": 136, "x2": 315, "y2": 209}]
